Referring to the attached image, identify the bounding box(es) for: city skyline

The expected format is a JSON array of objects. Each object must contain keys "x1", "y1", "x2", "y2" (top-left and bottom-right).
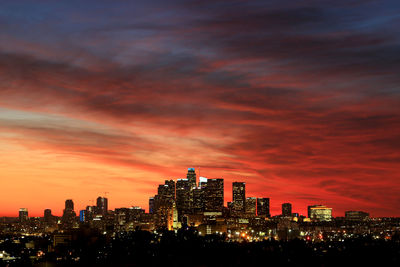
[
  {"x1": 1, "y1": 1, "x2": 400, "y2": 218},
  {"x1": 5, "y1": 168, "x2": 373, "y2": 219}
]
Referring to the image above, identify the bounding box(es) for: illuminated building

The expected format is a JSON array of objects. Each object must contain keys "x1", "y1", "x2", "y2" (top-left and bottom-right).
[
  {"x1": 199, "y1": 177, "x2": 208, "y2": 188},
  {"x1": 192, "y1": 187, "x2": 204, "y2": 214},
  {"x1": 154, "y1": 180, "x2": 176, "y2": 229},
  {"x1": 176, "y1": 178, "x2": 193, "y2": 219},
  {"x1": 245, "y1": 197, "x2": 257, "y2": 215},
  {"x1": 345, "y1": 211, "x2": 369, "y2": 221},
  {"x1": 79, "y1": 210, "x2": 85, "y2": 222},
  {"x1": 204, "y1": 178, "x2": 224, "y2": 212},
  {"x1": 19, "y1": 208, "x2": 28, "y2": 223},
  {"x1": 85, "y1": 205, "x2": 96, "y2": 222},
  {"x1": 96, "y1": 196, "x2": 108, "y2": 215},
  {"x1": 257, "y1": 198, "x2": 270, "y2": 217},
  {"x1": 282, "y1": 203, "x2": 292, "y2": 217},
  {"x1": 186, "y1": 167, "x2": 197, "y2": 187},
  {"x1": 308, "y1": 205, "x2": 332, "y2": 221},
  {"x1": 232, "y1": 182, "x2": 246, "y2": 214}
]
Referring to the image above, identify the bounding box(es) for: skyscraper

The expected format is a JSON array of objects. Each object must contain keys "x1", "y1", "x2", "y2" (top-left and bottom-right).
[
  {"x1": 256, "y1": 198, "x2": 270, "y2": 217},
  {"x1": 62, "y1": 199, "x2": 77, "y2": 228},
  {"x1": 154, "y1": 180, "x2": 176, "y2": 229},
  {"x1": 232, "y1": 182, "x2": 246, "y2": 214},
  {"x1": 282, "y1": 203, "x2": 292, "y2": 217},
  {"x1": 149, "y1": 197, "x2": 155, "y2": 214},
  {"x1": 96, "y1": 196, "x2": 108, "y2": 215},
  {"x1": 44, "y1": 209, "x2": 52, "y2": 223},
  {"x1": 176, "y1": 178, "x2": 193, "y2": 219},
  {"x1": 65, "y1": 199, "x2": 74, "y2": 211},
  {"x1": 192, "y1": 187, "x2": 205, "y2": 214},
  {"x1": 245, "y1": 197, "x2": 257, "y2": 215},
  {"x1": 186, "y1": 168, "x2": 197, "y2": 187},
  {"x1": 19, "y1": 208, "x2": 28, "y2": 223},
  {"x1": 204, "y1": 178, "x2": 224, "y2": 212}
]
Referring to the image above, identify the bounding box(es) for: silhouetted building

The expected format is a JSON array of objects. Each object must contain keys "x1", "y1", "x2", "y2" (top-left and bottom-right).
[
  {"x1": 65, "y1": 199, "x2": 74, "y2": 210},
  {"x1": 62, "y1": 199, "x2": 77, "y2": 228},
  {"x1": 245, "y1": 197, "x2": 257, "y2": 215},
  {"x1": 282, "y1": 203, "x2": 292, "y2": 217},
  {"x1": 97, "y1": 196, "x2": 108, "y2": 215},
  {"x1": 44, "y1": 209, "x2": 52, "y2": 223},
  {"x1": 19, "y1": 208, "x2": 28, "y2": 223},
  {"x1": 187, "y1": 167, "x2": 197, "y2": 187},
  {"x1": 345, "y1": 211, "x2": 369, "y2": 221},
  {"x1": 308, "y1": 205, "x2": 332, "y2": 221},
  {"x1": 204, "y1": 178, "x2": 224, "y2": 212},
  {"x1": 149, "y1": 197, "x2": 155, "y2": 214},
  {"x1": 257, "y1": 198, "x2": 270, "y2": 217},
  {"x1": 232, "y1": 182, "x2": 246, "y2": 214}
]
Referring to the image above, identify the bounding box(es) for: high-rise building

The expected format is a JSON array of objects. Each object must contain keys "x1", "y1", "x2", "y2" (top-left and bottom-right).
[
  {"x1": 204, "y1": 178, "x2": 224, "y2": 212},
  {"x1": 256, "y1": 198, "x2": 270, "y2": 217},
  {"x1": 79, "y1": 210, "x2": 85, "y2": 222},
  {"x1": 149, "y1": 197, "x2": 155, "y2": 214},
  {"x1": 62, "y1": 199, "x2": 77, "y2": 228},
  {"x1": 192, "y1": 187, "x2": 205, "y2": 214},
  {"x1": 282, "y1": 203, "x2": 292, "y2": 217},
  {"x1": 44, "y1": 209, "x2": 52, "y2": 223},
  {"x1": 154, "y1": 180, "x2": 176, "y2": 229},
  {"x1": 19, "y1": 208, "x2": 28, "y2": 223},
  {"x1": 308, "y1": 205, "x2": 332, "y2": 221},
  {"x1": 245, "y1": 197, "x2": 257, "y2": 215},
  {"x1": 96, "y1": 196, "x2": 108, "y2": 215},
  {"x1": 232, "y1": 182, "x2": 246, "y2": 214},
  {"x1": 345, "y1": 211, "x2": 369, "y2": 221},
  {"x1": 65, "y1": 199, "x2": 74, "y2": 211},
  {"x1": 176, "y1": 178, "x2": 193, "y2": 219},
  {"x1": 187, "y1": 168, "x2": 197, "y2": 187}
]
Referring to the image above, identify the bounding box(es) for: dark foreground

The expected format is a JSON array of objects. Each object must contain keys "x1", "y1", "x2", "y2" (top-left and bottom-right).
[{"x1": 1, "y1": 230, "x2": 400, "y2": 266}]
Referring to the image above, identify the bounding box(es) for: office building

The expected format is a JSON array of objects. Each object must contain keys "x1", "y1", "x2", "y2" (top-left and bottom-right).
[
  {"x1": 257, "y1": 198, "x2": 270, "y2": 217},
  {"x1": 62, "y1": 199, "x2": 77, "y2": 228},
  {"x1": 232, "y1": 182, "x2": 246, "y2": 213},
  {"x1": 345, "y1": 211, "x2": 369, "y2": 221},
  {"x1": 192, "y1": 187, "x2": 205, "y2": 214},
  {"x1": 245, "y1": 197, "x2": 257, "y2": 215},
  {"x1": 176, "y1": 178, "x2": 193, "y2": 219},
  {"x1": 282, "y1": 203, "x2": 292, "y2": 217},
  {"x1": 204, "y1": 178, "x2": 224, "y2": 212},
  {"x1": 79, "y1": 210, "x2": 85, "y2": 222},
  {"x1": 19, "y1": 208, "x2": 28, "y2": 223},
  {"x1": 44, "y1": 209, "x2": 52, "y2": 223},
  {"x1": 308, "y1": 205, "x2": 332, "y2": 221},
  {"x1": 96, "y1": 196, "x2": 108, "y2": 215},
  {"x1": 187, "y1": 167, "x2": 197, "y2": 187},
  {"x1": 149, "y1": 197, "x2": 155, "y2": 214}
]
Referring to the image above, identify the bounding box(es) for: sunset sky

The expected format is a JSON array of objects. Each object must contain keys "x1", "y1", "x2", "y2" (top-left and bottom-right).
[{"x1": 1, "y1": 0, "x2": 399, "y2": 217}]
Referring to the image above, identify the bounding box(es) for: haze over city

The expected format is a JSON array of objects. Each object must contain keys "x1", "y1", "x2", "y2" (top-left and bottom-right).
[{"x1": 1, "y1": 0, "x2": 400, "y2": 218}]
